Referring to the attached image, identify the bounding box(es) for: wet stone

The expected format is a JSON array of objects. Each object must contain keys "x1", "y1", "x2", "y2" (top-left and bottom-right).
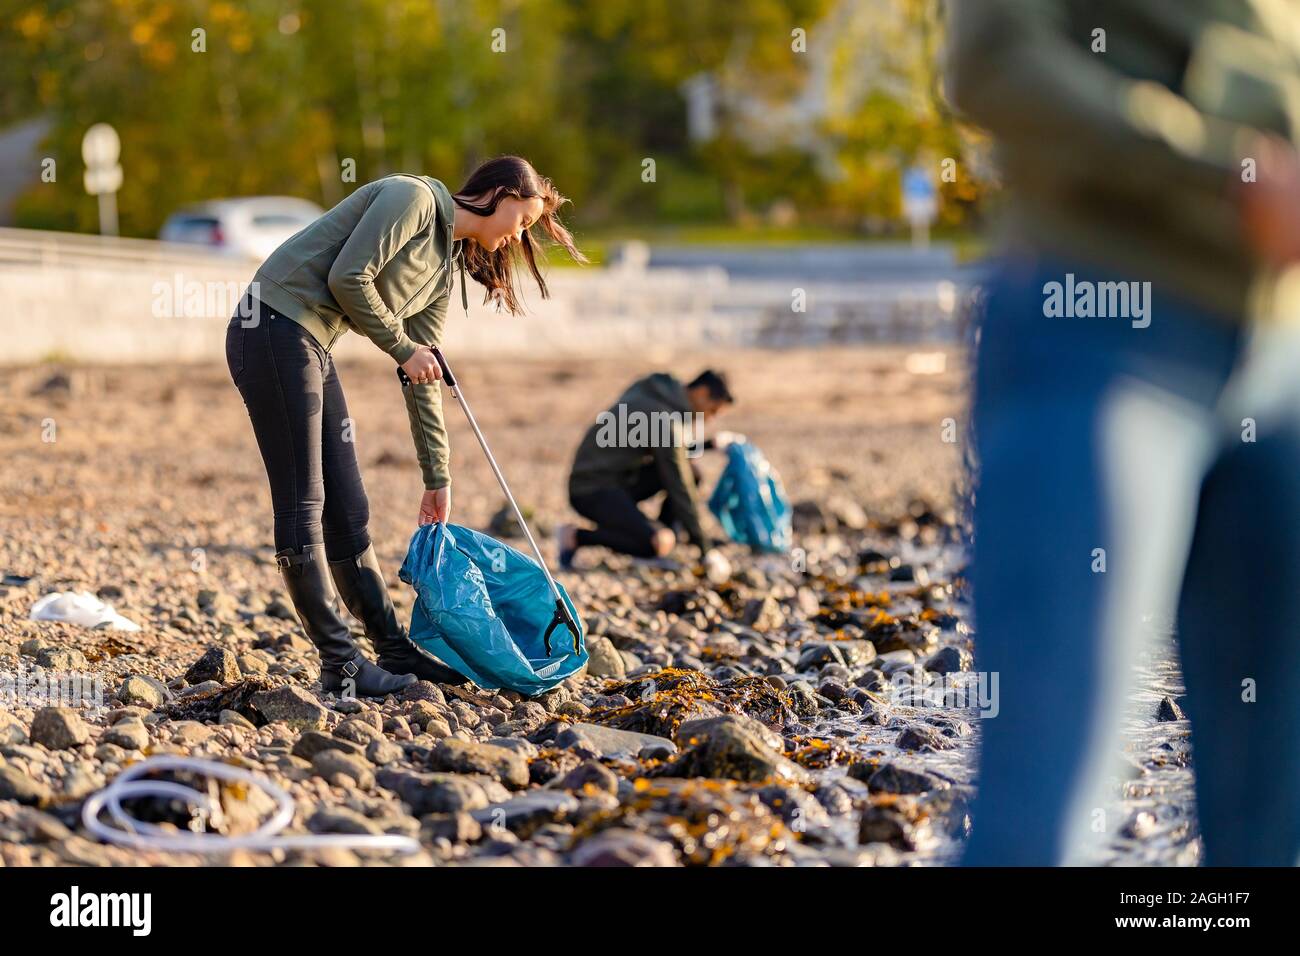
[{"x1": 895, "y1": 724, "x2": 954, "y2": 752}]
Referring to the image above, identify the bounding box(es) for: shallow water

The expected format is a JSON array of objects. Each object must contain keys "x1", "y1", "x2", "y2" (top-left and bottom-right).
[{"x1": 797, "y1": 538, "x2": 1200, "y2": 866}]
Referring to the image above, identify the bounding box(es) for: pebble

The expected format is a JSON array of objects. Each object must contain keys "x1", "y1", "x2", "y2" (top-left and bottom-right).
[
  {"x1": 29, "y1": 708, "x2": 90, "y2": 750},
  {"x1": 116, "y1": 675, "x2": 166, "y2": 709},
  {"x1": 102, "y1": 717, "x2": 149, "y2": 751}
]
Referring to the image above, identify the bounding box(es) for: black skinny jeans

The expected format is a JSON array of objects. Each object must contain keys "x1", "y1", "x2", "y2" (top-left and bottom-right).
[
  {"x1": 570, "y1": 460, "x2": 699, "y2": 557},
  {"x1": 226, "y1": 294, "x2": 371, "y2": 561}
]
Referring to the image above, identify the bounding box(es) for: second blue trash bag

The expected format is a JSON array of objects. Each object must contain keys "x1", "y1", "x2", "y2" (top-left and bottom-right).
[
  {"x1": 398, "y1": 522, "x2": 587, "y2": 696},
  {"x1": 708, "y1": 440, "x2": 793, "y2": 554}
]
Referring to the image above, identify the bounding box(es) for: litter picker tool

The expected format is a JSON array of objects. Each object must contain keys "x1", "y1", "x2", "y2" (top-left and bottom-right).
[{"x1": 398, "y1": 348, "x2": 583, "y2": 656}]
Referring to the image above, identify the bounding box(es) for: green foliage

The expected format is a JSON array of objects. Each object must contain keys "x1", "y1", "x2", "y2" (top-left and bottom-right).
[{"x1": 1, "y1": 0, "x2": 991, "y2": 237}]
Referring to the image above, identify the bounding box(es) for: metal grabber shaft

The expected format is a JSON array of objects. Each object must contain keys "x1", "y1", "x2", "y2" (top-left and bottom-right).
[{"x1": 399, "y1": 347, "x2": 582, "y2": 656}]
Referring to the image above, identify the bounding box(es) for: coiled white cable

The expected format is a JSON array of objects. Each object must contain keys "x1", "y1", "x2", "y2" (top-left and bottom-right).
[{"x1": 81, "y1": 755, "x2": 421, "y2": 855}]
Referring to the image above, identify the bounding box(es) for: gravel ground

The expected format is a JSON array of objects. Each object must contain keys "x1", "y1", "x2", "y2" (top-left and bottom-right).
[{"x1": 0, "y1": 346, "x2": 1194, "y2": 866}]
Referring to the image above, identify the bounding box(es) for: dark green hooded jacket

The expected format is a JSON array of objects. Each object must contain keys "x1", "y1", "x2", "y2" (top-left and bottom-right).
[
  {"x1": 569, "y1": 373, "x2": 713, "y2": 550},
  {"x1": 250, "y1": 173, "x2": 465, "y2": 490}
]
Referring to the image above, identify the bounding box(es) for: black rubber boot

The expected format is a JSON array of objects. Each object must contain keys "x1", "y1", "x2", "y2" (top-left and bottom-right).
[
  {"x1": 276, "y1": 544, "x2": 417, "y2": 698},
  {"x1": 328, "y1": 544, "x2": 469, "y2": 686}
]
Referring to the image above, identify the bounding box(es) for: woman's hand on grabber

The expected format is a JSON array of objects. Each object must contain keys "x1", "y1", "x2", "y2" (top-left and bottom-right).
[
  {"x1": 401, "y1": 347, "x2": 443, "y2": 386},
  {"x1": 419, "y1": 486, "x2": 451, "y2": 526}
]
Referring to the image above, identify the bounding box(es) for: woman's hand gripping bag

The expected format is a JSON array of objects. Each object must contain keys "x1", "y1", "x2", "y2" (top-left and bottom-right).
[
  {"x1": 707, "y1": 440, "x2": 793, "y2": 554},
  {"x1": 399, "y1": 522, "x2": 587, "y2": 696}
]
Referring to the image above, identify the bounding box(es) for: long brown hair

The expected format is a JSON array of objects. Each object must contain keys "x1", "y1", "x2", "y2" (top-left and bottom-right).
[{"x1": 452, "y1": 156, "x2": 588, "y2": 315}]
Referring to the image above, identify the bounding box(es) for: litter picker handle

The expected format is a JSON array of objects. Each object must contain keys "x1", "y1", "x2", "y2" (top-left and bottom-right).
[
  {"x1": 394, "y1": 347, "x2": 456, "y2": 388},
  {"x1": 430, "y1": 346, "x2": 456, "y2": 387}
]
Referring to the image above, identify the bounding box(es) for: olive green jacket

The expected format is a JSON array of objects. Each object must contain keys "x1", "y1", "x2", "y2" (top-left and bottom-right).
[
  {"x1": 569, "y1": 373, "x2": 713, "y2": 551},
  {"x1": 945, "y1": 0, "x2": 1300, "y2": 322},
  {"x1": 250, "y1": 174, "x2": 465, "y2": 489}
]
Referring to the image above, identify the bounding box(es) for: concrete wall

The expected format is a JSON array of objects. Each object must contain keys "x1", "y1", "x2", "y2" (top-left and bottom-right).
[{"x1": 0, "y1": 228, "x2": 970, "y2": 364}]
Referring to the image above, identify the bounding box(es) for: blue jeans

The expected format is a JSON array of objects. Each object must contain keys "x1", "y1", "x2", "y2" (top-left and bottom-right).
[{"x1": 963, "y1": 257, "x2": 1300, "y2": 866}]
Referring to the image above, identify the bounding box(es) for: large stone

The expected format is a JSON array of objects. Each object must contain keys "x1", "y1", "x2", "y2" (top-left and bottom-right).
[
  {"x1": 307, "y1": 807, "x2": 384, "y2": 836},
  {"x1": 422, "y1": 812, "x2": 482, "y2": 844},
  {"x1": 429, "y1": 738, "x2": 529, "y2": 790},
  {"x1": 552, "y1": 759, "x2": 619, "y2": 795},
  {"x1": 0, "y1": 711, "x2": 28, "y2": 746},
  {"x1": 924, "y1": 646, "x2": 971, "y2": 675},
  {"x1": 35, "y1": 646, "x2": 90, "y2": 670},
  {"x1": 117, "y1": 675, "x2": 166, "y2": 709},
  {"x1": 375, "y1": 768, "x2": 492, "y2": 815},
  {"x1": 755, "y1": 783, "x2": 834, "y2": 835},
  {"x1": 30, "y1": 707, "x2": 90, "y2": 750},
  {"x1": 677, "y1": 713, "x2": 783, "y2": 753},
  {"x1": 311, "y1": 749, "x2": 374, "y2": 788},
  {"x1": 333, "y1": 717, "x2": 384, "y2": 746},
  {"x1": 895, "y1": 724, "x2": 953, "y2": 752},
  {"x1": 858, "y1": 804, "x2": 917, "y2": 849},
  {"x1": 565, "y1": 722, "x2": 676, "y2": 759},
  {"x1": 250, "y1": 686, "x2": 328, "y2": 731},
  {"x1": 852, "y1": 762, "x2": 948, "y2": 794},
  {"x1": 292, "y1": 730, "x2": 364, "y2": 762},
  {"x1": 472, "y1": 791, "x2": 580, "y2": 838},
  {"x1": 659, "y1": 715, "x2": 810, "y2": 785},
  {"x1": 742, "y1": 596, "x2": 785, "y2": 632},
  {"x1": 0, "y1": 766, "x2": 51, "y2": 806},
  {"x1": 585, "y1": 636, "x2": 626, "y2": 679},
  {"x1": 1156, "y1": 696, "x2": 1186, "y2": 722},
  {"x1": 570, "y1": 829, "x2": 679, "y2": 867},
  {"x1": 184, "y1": 646, "x2": 242, "y2": 685},
  {"x1": 366, "y1": 738, "x2": 403, "y2": 766}
]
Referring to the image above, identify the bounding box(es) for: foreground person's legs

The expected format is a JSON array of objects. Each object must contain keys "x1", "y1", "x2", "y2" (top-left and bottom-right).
[
  {"x1": 314, "y1": 357, "x2": 465, "y2": 685},
  {"x1": 963, "y1": 262, "x2": 1236, "y2": 865},
  {"x1": 277, "y1": 543, "x2": 415, "y2": 696},
  {"x1": 1177, "y1": 366, "x2": 1300, "y2": 864},
  {"x1": 229, "y1": 308, "x2": 413, "y2": 697},
  {"x1": 328, "y1": 543, "x2": 469, "y2": 686}
]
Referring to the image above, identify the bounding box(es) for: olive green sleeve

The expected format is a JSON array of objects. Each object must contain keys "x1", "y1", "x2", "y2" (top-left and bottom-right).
[
  {"x1": 399, "y1": 292, "x2": 451, "y2": 490},
  {"x1": 327, "y1": 178, "x2": 434, "y2": 364},
  {"x1": 653, "y1": 424, "x2": 712, "y2": 552},
  {"x1": 945, "y1": 0, "x2": 1251, "y2": 193}
]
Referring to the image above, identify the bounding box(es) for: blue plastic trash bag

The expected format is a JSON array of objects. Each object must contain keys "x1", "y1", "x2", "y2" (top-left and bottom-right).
[
  {"x1": 708, "y1": 440, "x2": 793, "y2": 554},
  {"x1": 399, "y1": 523, "x2": 587, "y2": 696}
]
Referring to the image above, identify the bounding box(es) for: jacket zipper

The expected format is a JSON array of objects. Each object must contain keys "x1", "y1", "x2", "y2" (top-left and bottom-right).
[{"x1": 394, "y1": 188, "x2": 455, "y2": 318}]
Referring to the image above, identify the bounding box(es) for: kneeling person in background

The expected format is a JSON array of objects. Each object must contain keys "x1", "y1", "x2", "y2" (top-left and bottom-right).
[{"x1": 559, "y1": 369, "x2": 737, "y2": 578}]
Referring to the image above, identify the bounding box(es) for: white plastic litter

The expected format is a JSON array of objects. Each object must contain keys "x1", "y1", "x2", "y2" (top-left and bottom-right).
[
  {"x1": 29, "y1": 590, "x2": 141, "y2": 631},
  {"x1": 82, "y1": 756, "x2": 421, "y2": 855}
]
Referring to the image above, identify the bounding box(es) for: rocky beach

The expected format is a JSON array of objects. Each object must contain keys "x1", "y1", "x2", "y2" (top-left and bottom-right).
[{"x1": 0, "y1": 347, "x2": 1197, "y2": 866}]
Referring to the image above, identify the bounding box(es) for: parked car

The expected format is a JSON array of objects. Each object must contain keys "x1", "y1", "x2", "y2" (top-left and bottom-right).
[{"x1": 158, "y1": 196, "x2": 324, "y2": 260}]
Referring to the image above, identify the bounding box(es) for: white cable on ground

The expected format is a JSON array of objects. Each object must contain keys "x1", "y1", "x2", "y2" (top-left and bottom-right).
[{"x1": 81, "y1": 755, "x2": 421, "y2": 855}]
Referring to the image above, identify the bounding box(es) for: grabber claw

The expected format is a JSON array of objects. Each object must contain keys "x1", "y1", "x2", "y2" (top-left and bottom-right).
[{"x1": 543, "y1": 599, "x2": 583, "y2": 657}]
